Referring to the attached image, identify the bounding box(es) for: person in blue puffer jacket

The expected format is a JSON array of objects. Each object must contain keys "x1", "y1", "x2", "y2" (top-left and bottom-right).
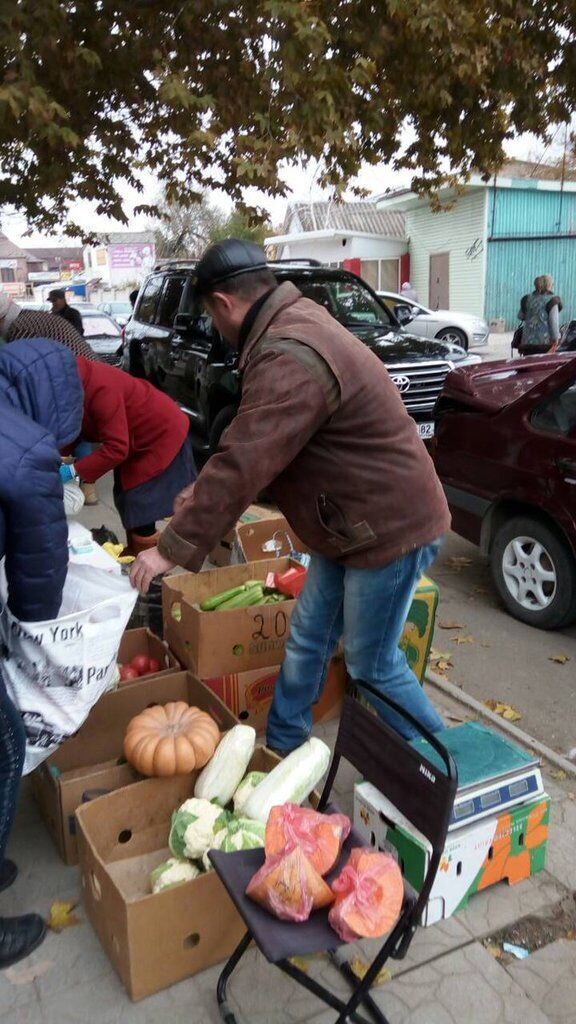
[{"x1": 0, "y1": 338, "x2": 83, "y2": 968}]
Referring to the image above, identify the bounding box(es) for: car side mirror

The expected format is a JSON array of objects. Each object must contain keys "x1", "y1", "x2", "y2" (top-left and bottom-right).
[
  {"x1": 395, "y1": 304, "x2": 414, "y2": 325},
  {"x1": 174, "y1": 312, "x2": 211, "y2": 337}
]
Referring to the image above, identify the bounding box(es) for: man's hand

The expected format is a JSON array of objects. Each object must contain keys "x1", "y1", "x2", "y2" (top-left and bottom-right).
[{"x1": 130, "y1": 547, "x2": 175, "y2": 594}]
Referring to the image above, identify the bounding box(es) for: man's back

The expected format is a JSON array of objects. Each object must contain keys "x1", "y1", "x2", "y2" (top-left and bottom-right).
[{"x1": 54, "y1": 303, "x2": 84, "y2": 335}]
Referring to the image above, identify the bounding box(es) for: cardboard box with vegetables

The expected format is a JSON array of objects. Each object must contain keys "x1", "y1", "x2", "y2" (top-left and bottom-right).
[{"x1": 78, "y1": 697, "x2": 405, "y2": 1000}]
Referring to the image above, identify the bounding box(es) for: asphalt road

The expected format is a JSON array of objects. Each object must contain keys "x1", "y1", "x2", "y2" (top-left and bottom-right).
[{"x1": 429, "y1": 331, "x2": 576, "y2": 758}]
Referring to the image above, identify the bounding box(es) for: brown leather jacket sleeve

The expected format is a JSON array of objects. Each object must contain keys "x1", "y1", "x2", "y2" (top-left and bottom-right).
[{"x1": 158, "y1": 345, "x2": 334, "y2": 570}]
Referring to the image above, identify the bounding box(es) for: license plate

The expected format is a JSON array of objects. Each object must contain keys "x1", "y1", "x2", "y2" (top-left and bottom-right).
[{"x1": 417, "y1": 422, "x2": 435, "y2": 439}]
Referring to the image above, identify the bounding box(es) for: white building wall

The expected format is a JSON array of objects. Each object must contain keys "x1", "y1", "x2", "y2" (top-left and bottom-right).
[
  {"x1": 277, "y1": 235, "x2": 405, "y2": 263},
  {"x1": 405, "y1": 189, "x2": 488, "y2": 315}
]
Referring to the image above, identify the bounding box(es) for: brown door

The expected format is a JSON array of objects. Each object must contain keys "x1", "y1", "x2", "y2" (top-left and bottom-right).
[{"x1": 429, "y1": 252, "x2": 450, "y2": 309}]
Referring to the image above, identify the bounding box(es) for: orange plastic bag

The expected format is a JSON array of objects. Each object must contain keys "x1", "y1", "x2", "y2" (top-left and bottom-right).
[
  {"x1": 265, "y1": 803, "x2": 351, "y2": 876},
  {"x1": 328, "y1": 848, "x2": 404, "y2": 941},
  {"x1": 246, "y1": 845, "x2": 334, "y2": 922}
]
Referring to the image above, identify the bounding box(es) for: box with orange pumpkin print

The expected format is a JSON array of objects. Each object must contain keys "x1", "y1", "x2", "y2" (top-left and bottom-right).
[{"x1": 354, "y1": 783, "x2": 550, "y2": 927}]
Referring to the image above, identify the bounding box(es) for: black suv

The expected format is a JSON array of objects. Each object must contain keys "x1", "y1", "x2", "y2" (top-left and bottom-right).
[{"x1": 123, "y1": 260, "x2": 479, "y2": 458}]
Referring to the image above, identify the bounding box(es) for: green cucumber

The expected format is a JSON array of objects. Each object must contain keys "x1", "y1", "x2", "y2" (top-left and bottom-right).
[
  {"x1": 216, "y1": 585, "x2": 265, "y2": 611},
  {"x1": 200, "y1": 581, "x2": 260, "y2": 612}
]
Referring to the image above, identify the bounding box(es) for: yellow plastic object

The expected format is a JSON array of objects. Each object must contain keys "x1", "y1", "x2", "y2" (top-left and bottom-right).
[{"x1": 102, "y1": 541, "x2": 135, "y2": 564}]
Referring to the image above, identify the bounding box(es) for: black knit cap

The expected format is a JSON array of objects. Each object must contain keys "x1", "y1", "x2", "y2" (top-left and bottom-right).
[{"x1": 193, "y1": 238, "x2": 268, "y2": 296}]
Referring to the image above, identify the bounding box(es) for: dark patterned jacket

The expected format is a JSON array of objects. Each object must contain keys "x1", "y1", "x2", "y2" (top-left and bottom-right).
[{"x1": 6, "y1": 308, "x2": 94, "y2": 359}]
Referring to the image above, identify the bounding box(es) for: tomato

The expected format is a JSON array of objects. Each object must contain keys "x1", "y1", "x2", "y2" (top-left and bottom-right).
[
  {"x1": 148, "y1": 658, "x2": 162, "y2": 674},
  {"x1": 130, "y1": 655, "x2": 152, "y2": 675},
  {"x1": 119, "y1": 665, "x2": 140, "y2": 682}
]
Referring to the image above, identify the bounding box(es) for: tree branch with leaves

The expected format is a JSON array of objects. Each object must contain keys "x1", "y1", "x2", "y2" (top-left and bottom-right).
[{"x1": 1, "y1": 1, "x2": 575, "y2": 235}]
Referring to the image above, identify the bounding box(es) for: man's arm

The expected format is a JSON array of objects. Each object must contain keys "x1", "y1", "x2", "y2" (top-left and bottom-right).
[{"x1": 158, "y1": 345, "x2": 336, "y2": 571}]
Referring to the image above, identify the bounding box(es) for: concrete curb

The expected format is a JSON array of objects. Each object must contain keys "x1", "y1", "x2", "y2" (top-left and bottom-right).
[{"x1": 426, "y1": 669, "x2": 576, "y2": 779}]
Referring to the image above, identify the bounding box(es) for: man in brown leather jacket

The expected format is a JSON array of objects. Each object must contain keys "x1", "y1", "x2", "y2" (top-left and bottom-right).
[{"x1": 131, "y1": 240, "x2": 450, "y2": 752}]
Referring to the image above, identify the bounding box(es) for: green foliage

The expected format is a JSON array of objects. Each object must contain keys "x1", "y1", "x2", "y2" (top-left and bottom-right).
[{"x1": 1, "y1": 1, "x2": 575, "y2": 234}]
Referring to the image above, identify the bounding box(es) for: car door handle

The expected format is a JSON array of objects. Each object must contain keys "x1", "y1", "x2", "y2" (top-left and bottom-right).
[{"x1": 556, "y1": 457, "x2": 576, "y2": 477}]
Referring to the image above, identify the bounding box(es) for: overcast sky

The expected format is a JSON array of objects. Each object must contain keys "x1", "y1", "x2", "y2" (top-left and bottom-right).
[{"x1": 2, "y1": 131, "x2": 556, "y2": 249}]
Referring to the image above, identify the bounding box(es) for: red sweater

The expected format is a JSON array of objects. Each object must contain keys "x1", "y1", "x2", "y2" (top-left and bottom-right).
[{"x1": 72, "y1": 358, "x2": 190, "y2": 489}]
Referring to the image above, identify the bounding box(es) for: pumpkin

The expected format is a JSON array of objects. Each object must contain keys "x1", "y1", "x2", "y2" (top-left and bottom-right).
[
  {"x1": 123, "y1": 702, "x2": 220, "y2": 776},
  {"x1": 246, "y1": 845, "x2": 334, "y2": 922},
  {"x1": 265, "y1": 803, "x2": 351, "y2": 876},
  {"x1": 328, "y1": 848, "x2": 404, "y2": 941}
]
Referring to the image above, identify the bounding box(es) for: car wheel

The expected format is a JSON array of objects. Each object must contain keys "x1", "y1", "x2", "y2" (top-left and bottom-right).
[
  {"x1": 436, "y1": 327, "x2": 468, "y2": 351},
  {"x1": 209, "y1": 405, "x2": 239, "y2": 455},
  {"x1": 491, "y1": 516, "x2": 576, "y2": 629}
]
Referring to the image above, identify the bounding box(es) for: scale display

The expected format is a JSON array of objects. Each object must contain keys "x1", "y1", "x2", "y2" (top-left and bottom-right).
[{"x1": 410, "y1": 722, "x2": 543, "y2": 829}]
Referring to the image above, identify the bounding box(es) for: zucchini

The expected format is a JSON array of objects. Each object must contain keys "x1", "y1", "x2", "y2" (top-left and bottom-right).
[
  {"x1": 200, "y1": 581, "x2": 261, "y2": 612},
  {"x1": 216, "y1": 585, "x2": 265, "y2": 611}
]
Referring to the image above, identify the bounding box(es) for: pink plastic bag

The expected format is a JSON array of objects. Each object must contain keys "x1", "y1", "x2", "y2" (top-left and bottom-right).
[
  {"x1": 246, "y1": 845, "x2": 334, "y2": 922},
  {"x1": 328, "y1": 848, "x2": 404, "y2": 941},
  {"x1": 265, "y1": 803, "x2": 351, "y2": 876}
]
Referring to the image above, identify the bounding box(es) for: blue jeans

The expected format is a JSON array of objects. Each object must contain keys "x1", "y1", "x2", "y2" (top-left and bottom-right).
[
  {"x1": 266, "y1": 542, "x2": 445, "y2": 752},
  {"x1": 0, "y1": 683, "x2": 25, "y2": 863}
]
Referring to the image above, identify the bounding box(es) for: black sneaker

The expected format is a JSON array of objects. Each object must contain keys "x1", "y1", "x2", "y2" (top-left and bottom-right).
[
  {"x1": 0, "y1": 915, "x2": 47, "y2": 969},
  {"x1": 0, "y1": 860, "x2": 17, "y2": 894}
]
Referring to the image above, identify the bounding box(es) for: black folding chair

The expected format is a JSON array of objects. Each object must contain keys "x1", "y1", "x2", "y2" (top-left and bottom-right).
[{"x1": 210, "y1": 680, "x2": 458, "y2": 1024}]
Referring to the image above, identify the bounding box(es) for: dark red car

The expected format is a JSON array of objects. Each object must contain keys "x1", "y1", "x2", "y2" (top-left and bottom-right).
[{"x1": 432, "y1": 353, "x2": 576, "y2": 629}]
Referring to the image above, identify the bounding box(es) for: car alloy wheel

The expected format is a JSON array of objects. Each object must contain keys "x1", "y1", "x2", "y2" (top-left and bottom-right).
[
  {"x1": 501, "y1": 535, "x2": 557, "y2": 611},
  {"x1": 436, "y1": 327, "x2": 468, "y2": 350}
]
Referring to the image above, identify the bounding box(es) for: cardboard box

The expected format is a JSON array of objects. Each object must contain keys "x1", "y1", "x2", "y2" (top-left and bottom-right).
[
  {"x1": 76, "y1": 747, "x2": 280, "y2": 1000},
  {"x1": 203, "y1": 653, "x2": 348, "y2": 733},
  {"x1": 354, "y1": 781, "x2": 550, "y2": 926},
  {"x1": 117, "y1": 627, "x2": 180, "y2": 682},
  {"x1": 32, "y1": 672, "x2": 237, "y2": 865},
  {"x1": 163, "y1": 557, "x2": 299, "y2": 676},
  {"x1": 400, "y1": 574, "x2": 439, "y2": 683},
  {"x1": 210, "y1": 503, "x2": 306, "y2": 566}
]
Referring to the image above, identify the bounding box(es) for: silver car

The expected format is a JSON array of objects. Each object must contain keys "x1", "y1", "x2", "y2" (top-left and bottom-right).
[{"x1": 378, "y1": 291, "x2": 489, "y2": 351}]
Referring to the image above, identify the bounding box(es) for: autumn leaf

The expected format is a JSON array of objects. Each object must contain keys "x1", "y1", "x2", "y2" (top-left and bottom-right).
[
  {"x1": 430, "y1": 649, "x2": 452, "y2": 662},
  {"x1": 448, "y1": 556, "x2": 473, "y2": 570},
  {"x1": 484, "y1": 700, "x2": 522, "y2": 723},
  {"x1": 47, "y1": 901, "x2": 80, "y2": 933},
  {"x1": 452, "y1": 635, "x2": 475, "y2": 644},
  {"x1": 349, "y1": 957, "x2": 392, "y2": 985},
  {"x1": 438, "y1": 621, "x2": 465, "y2": 630},
  {"x1": 550, "y1": 769, "x2": 567, "y2": 781},
  {"x1": 549, "y1": 655, "x2": 570, "y2": 665},
  {"x1": 484, "y1": 943, "x2": 504, "y2": 960}
]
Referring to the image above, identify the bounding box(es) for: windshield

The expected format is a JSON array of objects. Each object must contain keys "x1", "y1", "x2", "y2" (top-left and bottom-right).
[
  {"x1": 82, "y1": 315, "x2": 121, "y2": 338},
  {"x1": 295, "y1": 276, "x2": 395, "y2": 328}
]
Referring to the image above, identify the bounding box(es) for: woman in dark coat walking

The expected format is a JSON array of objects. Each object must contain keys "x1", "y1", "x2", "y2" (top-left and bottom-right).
[{"x1": 0, "y1": 338, "x2": 83, "y2": 967}]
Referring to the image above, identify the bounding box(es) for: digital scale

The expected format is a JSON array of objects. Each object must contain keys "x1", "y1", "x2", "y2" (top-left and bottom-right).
[{"x1": 410, "y1": 721, "x2": 543, "y2": 830}]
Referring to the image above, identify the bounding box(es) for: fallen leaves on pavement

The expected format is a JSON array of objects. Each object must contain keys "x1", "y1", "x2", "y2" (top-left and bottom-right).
[
  {"x1": 47, "y1": 901, "x2": 81, "y2": 933},
  {"x1": 448, "y1": 556, "x2": 473, "y2": 570},
  {"x1": 549, "y1": 655, "x2": 571, "y2": 665},
  {"x1": 551, "y1": 769, "x2": 568, "y2": 781},
  {"x1": 484, "y1": 699, "x2": 522, "y2": 723},
  {"x1": 349, "y1": 957, "x2": 392, "y2": 985},
  {"x1": 438, "y1": 620, "x2": 465, "y2": 630},
  {"x1": 429, "y1": 649, "x2": 453, "y2": 673},
  {"x1": 452, "y1": 634, "x2": 475, "y2": 644}
]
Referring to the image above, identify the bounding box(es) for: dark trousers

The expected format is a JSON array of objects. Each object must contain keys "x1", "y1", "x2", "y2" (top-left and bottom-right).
[{"x1": 0, "y1": 685, "x2": 25, "y2": 863}]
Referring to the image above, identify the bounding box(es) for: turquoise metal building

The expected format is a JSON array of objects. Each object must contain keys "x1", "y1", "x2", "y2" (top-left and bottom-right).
[
  {"x1": 379, "y1": 174, "x2": 576, "y2": 330},
  {"x1": 486, "y1": 182, "x2": 576, "y2": 328}
]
